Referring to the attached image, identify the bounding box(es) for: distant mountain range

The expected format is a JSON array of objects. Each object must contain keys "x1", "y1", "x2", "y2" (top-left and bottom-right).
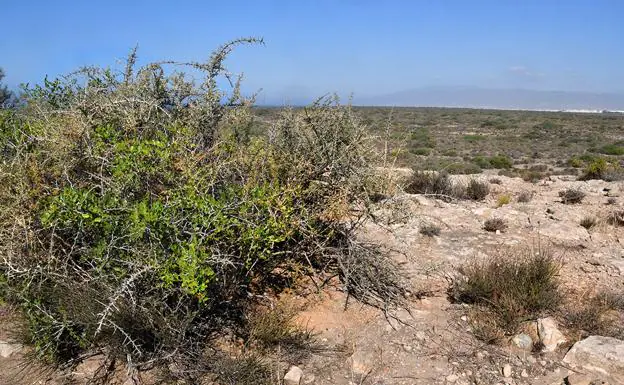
[{"x1": 352, "y1": 86, "x2": 624, "y2": 111}]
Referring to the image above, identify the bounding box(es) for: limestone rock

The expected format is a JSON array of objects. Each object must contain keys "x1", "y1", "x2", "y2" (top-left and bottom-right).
[
  {"x1": 0, "y1": 341, "x2": 23, "y2": 358},
  {"x1": 563, "y1": 336, "x2": 624, "y2": 384},
  {"x1": 284, "y1": 365, "x2": 303, "y2": 385},
  {"x1": 502, "y1": 363, "x2": 512, "y2": 377},
  {"x1": 564, "y1": 373, "x2": 595, "y2": 385},
  {"x1": 537, "y1": 317, "x2": 566, "y2": 352},
  {"x1": 512, "y1": 333, "x2": 533, "y2": 350}
]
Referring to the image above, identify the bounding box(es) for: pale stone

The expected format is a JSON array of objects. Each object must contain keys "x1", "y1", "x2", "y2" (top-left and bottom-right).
[
  {"x1": 564, "y1": 373, "x2": 594, "y2": 385},
  {"x1": 537, "y1": 317, "x2": 566, "y2": 352},
  {"x1": 563, "y1": 336, "x2": 624, "y2": 384},
  {"x1": 502, "y1": 364, "x2": 512, "y2": 377},
  {"x1": 284, "y1": 366, "x2": 303, "y2": 385},
  {"x1": 0, "y1": 342, "x2": 22, "y2": 358},
  {"x1": 512, "y1": 333, "x2": 533, "y2": 350}
]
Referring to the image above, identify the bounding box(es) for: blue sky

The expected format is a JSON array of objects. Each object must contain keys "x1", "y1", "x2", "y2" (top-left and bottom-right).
[{"x1": 2, "y1": 0, "x2": 623, "y2": 103}]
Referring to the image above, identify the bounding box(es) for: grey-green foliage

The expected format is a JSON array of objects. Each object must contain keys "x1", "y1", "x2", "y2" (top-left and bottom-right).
[
  {"x1": 0, "y1": 39, "x2": 408, "y2": 379},
  {"x1": 0, "y1": 68, "x2": 13, "y2": 107}
]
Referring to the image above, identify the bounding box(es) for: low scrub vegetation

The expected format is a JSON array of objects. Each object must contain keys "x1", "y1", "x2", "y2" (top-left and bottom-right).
[
  {"x1": 464, "y1": 179, "x2": 490, "y2": 201},
  {"x1": 578, "y1": 158, "x2": 624, "y2": 181},
  {"x1": 562, "y1": 291, "x2": 624, "y2": 341},
  {"x1": 472, "y1": 155, "x2": 513, "y2": 169},
  {"x1": 496, "y1": 194, "x2": 511, "y2": 207},
  {"x1": 405, "y1": 171, "x2": 454, "y2": 197},
  {"x1": 580, "y1": 216, "x2": 597, "y2": 230},
  {"x1": 596, "y1": 141, "x2": 624, "y2": 156},
  {"x1": 0, "y1": 41, "x2": 408, "y2": 379},
  {"x1": 483, "y1": 218, "x2": 507, "y2": 232},
  {"x1": 405, "y1": 172, "x2": 489, "y2": 201},
  {"x1": 608, "y1": 210, "x2": 624, "y2": 226},
  {"x1": 559, "y1": 188, "x2": 586, "y2": 204},
  {"x1": 450, "y1": 248, "x2": 561, "y2": 340},
  {"x1": 419, "y1": 224, "x2": 441, "y2": 237},
  {"x1": 517, "y1": 190, "x2": 533, "y2": 203}
]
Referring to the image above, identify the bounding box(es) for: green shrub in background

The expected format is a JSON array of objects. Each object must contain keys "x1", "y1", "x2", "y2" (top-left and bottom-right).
[
  {"x1": 472, "y1": 154, "x2": 513, "y2": 169},
  {"x1": 579, "y1": 157, "x2": 624, "y2": 181},
  {"x1": 0, "y1": 40, "x2": 407, "y2": 379}
]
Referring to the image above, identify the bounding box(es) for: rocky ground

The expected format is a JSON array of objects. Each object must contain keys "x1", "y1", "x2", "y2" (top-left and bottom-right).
[{"x1": 1, "y1": 172, "x2": 623, "y2": 384}]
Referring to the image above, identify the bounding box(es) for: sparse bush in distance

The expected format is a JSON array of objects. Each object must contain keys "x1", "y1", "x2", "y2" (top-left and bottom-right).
[
  {"x1": 607, "y1": 210, "x2": 624, "y2": 226},
  {"x1": 412, "y1": 147, "x2": 432, "y2": 156},
  {"x1": 529, "y1": 164, "x2": 548, "y2": 172},
  {"x1": 597, "y1": 142, "x2": 624, "y2": 156},
  {"x1": 405, "y1": 171, "x2": 453, "y2": 197},
  {"x1": 472, "y1": 155, "x2": 512, "y2": 170},
  {"x1": 483, "y1": 218, "x2": 507, "y2": 232},
  {"x1": 517, "y1": 190, "x2": 533, "y2": 203},
  {"x1": 463, "y1": 134, "x2": 485, "y2": 142},
  {"x1": 496, "y1": 194, "x2": 511, "y2": 207},
  {"x1": 580, "y1": 216, "x2": 597, "y2": 230},
  {"x1": 420, "y1": 224, "x2": 441, "y2": 237},
  {"x1": 489, "y1": 177, "x2": 502, "y2": 185},
  {"x1": 607, "y1": 197, "x2": 617, "y2": 205},
  {"x1": 559, "y1": 188, "x2": 586, "y2": 204},
  {"x1": 488, "y1": 155, "x2": 513, "y2": 169},
  {"x1": 568, "y1": 156, "x2": 584, "y2": 168},
  {"x1": 444, "y1": 161, "x2": 482, "y2": 175},
  {"x1": 465, "y1": 179, "x2": 490, "y2": 201},
  {"x1": 0, "y1": 41, "x2": 408, "y2": 377},
  {"x1": 522, "y1": 170, "x2": 547, "y2": 183},
  {"x1": 579, "y1": 158, "x2": 624, "y2": 181},
  {"x1": 0, "y1": 68, "x2": 14, "y2": 108},
  {"x1": 449, "y1": 248, "x2": 561, "y2": 337}
]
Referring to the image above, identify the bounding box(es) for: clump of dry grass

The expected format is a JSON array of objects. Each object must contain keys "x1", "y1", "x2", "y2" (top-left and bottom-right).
[
  {"x1": 580, "y1": 216, "x2": 597, "y2": 230},
  {"x1": 450, "y1": 247, "x2": 561, "y2": 339},
  {"x1": 496, "y1": 194, "x2": 511, "y2": 207},
  {"x1": 559, "y1": 188, "x2": 586, "y2": 204},
  {"x1": 607, "y1": 210, "x2": 624, "y2": 226},
  {"x1": 405, "y1": 171, "x2": 454, "y2": 197},
  {"x1": 405, "y1": 172, "x2": 489, "y2": 201},
  {"x1": 561, "y1": 291, "x2": 624, "y2": 342},
  {"x1": 483, "y1": 218, "x2": 507, "y2": 232},
  {"x1": 246, "y1": 303, "x2": 322, "y2": 362},
  {"x1": 420, "y1": 224, "x2": 441, "y2": 237},
  {"x1": 517, "y1": 190, "x2": 534, "y2": 203},
  {"x1": 464, "y1": 179, "x2": 490, "y2": 201}
]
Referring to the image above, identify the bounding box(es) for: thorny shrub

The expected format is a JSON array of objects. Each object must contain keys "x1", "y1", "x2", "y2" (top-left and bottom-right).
[{"x1": 0, "y1": 40, "x2": 408, "y2": 378}]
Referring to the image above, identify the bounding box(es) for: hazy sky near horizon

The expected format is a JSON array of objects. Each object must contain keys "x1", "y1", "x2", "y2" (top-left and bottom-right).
[{"x1": 2, "y1": 0, "x2": 623, "y2": 103}]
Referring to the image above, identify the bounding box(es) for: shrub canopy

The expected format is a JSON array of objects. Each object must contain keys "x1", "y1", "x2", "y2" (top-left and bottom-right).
[{"x1": 0, "y1": 40, "x2": 406, "y2": 376}]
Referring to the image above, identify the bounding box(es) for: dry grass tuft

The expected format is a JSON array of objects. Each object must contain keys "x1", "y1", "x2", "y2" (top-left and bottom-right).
[
  {"x1": 405, "y1": 171, "x2": 454, "y2": 198},
  {"x1": 496, "y1": 194, "x2": 511, "y2": 207},
  {"x1": 450, "y1": 247, "x2": 561, "y2": 339},
  {"x1": 559, "y1": 188, "x2": 586, "y2": 204},
  {"x1": 517, "y1": 190, "x2": 534, "y2": 203},
  {"x1": 561, "y1": 291, "x2": 624, "y2": 342},
  {"x1": 607, "y1": 210, "x2": 624, "y2": 226},
  {"x1": 419, "y1": 224, "x2": 441, "y2": 237},
  {"x1": 464, "y1": 179, "x2": 490, "y2": 201},
  {"x1": 580, "y1": 216, "x2": 597, "y2": 230},
  {"x1": 483, "y1": 218, "x2": 507, "y2": 232}
]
